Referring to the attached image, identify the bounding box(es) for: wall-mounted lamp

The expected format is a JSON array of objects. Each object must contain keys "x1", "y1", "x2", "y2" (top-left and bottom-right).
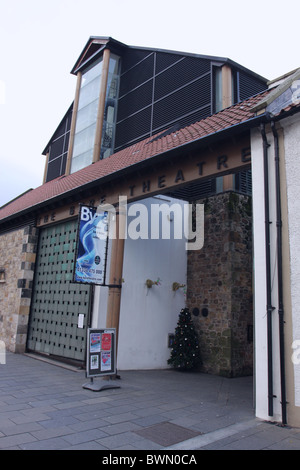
[
  {"x1": 172, "y1": 282, "x2": 187, "y2": 301},
  {"x1": 145, "y1": 278, "x2": 162, "y2": 289},
  {"x1": 172, "y1": 282, "x2": 186, "y2": 292}
]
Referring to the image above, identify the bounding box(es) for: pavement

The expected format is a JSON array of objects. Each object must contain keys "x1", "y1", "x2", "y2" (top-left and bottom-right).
[{"x1": 0, "y1": 351, "x2": 300, "y2": 451}]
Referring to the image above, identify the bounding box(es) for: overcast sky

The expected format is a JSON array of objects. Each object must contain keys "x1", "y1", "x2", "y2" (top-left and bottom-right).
[{"x1": 1, "y1": 0, "x2": 299, "y2": 207}]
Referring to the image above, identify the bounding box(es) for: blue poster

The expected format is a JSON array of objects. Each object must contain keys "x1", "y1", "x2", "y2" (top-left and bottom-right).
[{"x1": 74, "y1": 206, "x2": 108, "y2": 285}]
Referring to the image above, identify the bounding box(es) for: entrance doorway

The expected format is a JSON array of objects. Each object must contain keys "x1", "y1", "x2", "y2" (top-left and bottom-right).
[
  {"x1": 164, "y1": 172, "x2": 254, "y2": 377},
  {"x1": 27, "y1": 220, "x2": 91, "y2": 362}
]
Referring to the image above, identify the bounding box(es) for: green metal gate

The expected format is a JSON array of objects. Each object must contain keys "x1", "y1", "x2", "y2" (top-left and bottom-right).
[{"x1": 27, "y1": 220, "x2": 91, "y2": 362}]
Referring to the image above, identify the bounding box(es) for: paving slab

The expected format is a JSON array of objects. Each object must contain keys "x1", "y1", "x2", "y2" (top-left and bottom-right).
[{"x1": 0, "y1": 352, "x2": 300, "y2": 451}]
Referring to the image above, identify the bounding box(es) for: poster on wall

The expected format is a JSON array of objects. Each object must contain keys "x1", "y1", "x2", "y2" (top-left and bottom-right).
[
  {"x1": 86, "y1": 328, "x2": 116, "y2": 378},
  {"x1": 73, "y1": 205, "x2": 109, "y2": 285}
]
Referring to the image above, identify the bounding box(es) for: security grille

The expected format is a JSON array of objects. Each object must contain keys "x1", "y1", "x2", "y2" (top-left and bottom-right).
[
  {"x1": 115, "y1": 51, "x2": 213, "y2": 152},
  {"x1": 235, "y1": 169, "x2": 252, "y2": 196},
  {"x1": 27, "y1": 220, "x2": 91, "y2": 362},
  {"x1": 45, "y1": 105, "x2": 72, "y2": 182},
  {"x1": 238, "y1": 71, "x2": 267, "y2": 102}
]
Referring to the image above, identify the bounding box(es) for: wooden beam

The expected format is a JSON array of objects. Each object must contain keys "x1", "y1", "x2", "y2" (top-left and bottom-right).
[
  {"x1": 222, "y1": 65, "x2": 233, "y2": 109},
  {"x1": 93, "y1": 48, "x2": 111, "y2": 164},
  {"x1": 65, "y1": 71, "x2": 82, "y2": 175},
  {"x1": 43, "y1": 152, "x2": 49, "y2": 184},
  {"x1": 105, "y1": 207, "x2": 126, "y2": 355},
  {"x1": 223, "y1": 174, "x2": 234, "y2": 191}
]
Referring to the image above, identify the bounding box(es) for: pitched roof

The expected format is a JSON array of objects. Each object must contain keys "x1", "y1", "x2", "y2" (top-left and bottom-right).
[
  {"x1": 71, "y1": 36, "x2": 268, "y2": 83},
  {"x1": 0, "y1": 89, "x2": 272, "y2": 226}
]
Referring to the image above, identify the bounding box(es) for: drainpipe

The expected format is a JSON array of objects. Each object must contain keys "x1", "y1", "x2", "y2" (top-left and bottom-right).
[
  {"x1": 271, "y1": 121, "x2": 287, "y2": 425},
  {"x1": 260, "y1": 122, "x2": 274, "y2": 417}
]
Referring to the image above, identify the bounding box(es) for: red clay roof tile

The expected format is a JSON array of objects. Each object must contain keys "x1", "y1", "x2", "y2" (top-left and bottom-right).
[{"x1": 0, "y1": 90, "x2": 271, "y2": 224}]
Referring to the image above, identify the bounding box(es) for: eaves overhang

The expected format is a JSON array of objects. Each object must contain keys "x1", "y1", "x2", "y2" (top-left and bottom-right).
[
  {"x1": 70, "y1": 36, "x2": 127, "y2": 75},
  {"x1": 0, "y1": 111, "x2": 267, "y2": 230}
]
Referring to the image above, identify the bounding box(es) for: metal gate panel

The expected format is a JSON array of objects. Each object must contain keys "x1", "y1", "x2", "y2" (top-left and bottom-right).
[{"x1": 27, "y1": 220, "x2": 90, "y2": 362}]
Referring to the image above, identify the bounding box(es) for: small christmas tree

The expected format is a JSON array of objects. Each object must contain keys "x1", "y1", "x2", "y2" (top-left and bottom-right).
[{"x1": 168, "y1": 307, "x2": 200, "y2": 370}]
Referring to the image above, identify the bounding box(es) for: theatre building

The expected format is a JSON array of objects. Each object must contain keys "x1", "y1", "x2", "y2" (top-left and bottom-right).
[{"x1": 1, "y1": 37, "x2": 300, "y2": 427}]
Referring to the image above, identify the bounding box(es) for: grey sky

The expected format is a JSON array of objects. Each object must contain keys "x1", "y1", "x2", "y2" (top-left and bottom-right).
[{"x1": 1, "y1": 0, "x2": 299, "y2": 207}]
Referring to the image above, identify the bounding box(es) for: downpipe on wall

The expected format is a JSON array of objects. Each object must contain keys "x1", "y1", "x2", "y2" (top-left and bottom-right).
[
  {"x1": 271, "y1": 121, "x2": 287, "y2": 426},
  {"x1": 260, "y1": 122, "x2": 274, "y2": 418},
  {"x1": 260, "y1": 120, "x2": 287, "y2": 425}
]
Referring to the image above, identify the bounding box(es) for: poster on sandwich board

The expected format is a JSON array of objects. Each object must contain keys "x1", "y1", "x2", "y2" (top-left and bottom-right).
[{"x1": 86, "y1": 328, "x2": 117, "y2": 378}]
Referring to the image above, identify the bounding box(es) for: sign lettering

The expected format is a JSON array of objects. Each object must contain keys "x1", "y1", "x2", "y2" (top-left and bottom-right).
[{"x1": 37, "y1": 143, "x2": 251, "y2": 227}]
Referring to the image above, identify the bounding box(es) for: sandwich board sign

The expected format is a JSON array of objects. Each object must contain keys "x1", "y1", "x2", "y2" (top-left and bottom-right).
[{"x1": 83, "y1": 328, "x2": 119, "y2": 391}]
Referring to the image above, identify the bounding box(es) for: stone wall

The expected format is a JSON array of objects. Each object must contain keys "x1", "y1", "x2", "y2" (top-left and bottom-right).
[
  {"x1": 187, "y1": 192, "x2": 253, "y2": 377},
  {"x1": 0, "y1": 226, "x2": 37, "y2": 353}
]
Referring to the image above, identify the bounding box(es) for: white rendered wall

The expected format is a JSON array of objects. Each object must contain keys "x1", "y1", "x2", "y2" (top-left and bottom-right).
[
  {"x1": 281, "y1": 115, "x2": 300, "y2": 405},
  {"x1": 251, "y1": 127, "x2": 282, "y2": 422},
  {"x1": 92, "y1": 196, "x2": 187, "y2": 370}
]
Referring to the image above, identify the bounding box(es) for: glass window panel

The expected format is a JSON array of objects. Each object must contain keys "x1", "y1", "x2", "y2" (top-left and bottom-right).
[
  {"x1": 71, "y1": 59, "x2": 104, "y2": 173},
  {"x1": 72, "y1": 123, "x2": 96, "y2": 159},
  {"x1": 102, "y1": 121, "x2": 113, "y2": 147},
  {"x1": 100, "y1": 54, "x2": 120, "y2": 159},
  {"x1": 75, "y1": 100, "x2": 99, "y2": 133},
  {"x1": 104, "y1": 103, "x2": 116, "y2": 124},
  {"x1": 214, "y1": 67, "x2": 223, "y2": 112},
  {"x1": 70, "y1": 150, "x2": 94, "y2": 173},
  {"x1": 101, "y1": 147, "x2": 111, "y2": 160},
  {"x1": 109, "y1": 56, "x2": 119, "y2": 75},
  {"x1": 71, "y1": 53, "x2": 120, "y2": 170},
  {"x1": 107, "y1": 76, "x2": 119, "y2": 99},
  {"x1": 81, "y1": 58, "x2": 103, "y2": 87},
  {"x1": 78, "y1": 75, "x2": 101, "y2": 110}
]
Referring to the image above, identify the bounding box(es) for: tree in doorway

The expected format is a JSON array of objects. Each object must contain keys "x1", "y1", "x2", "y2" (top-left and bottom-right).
[{"x1": 168, "y1": 307, "x2": 201, "y2": 370}]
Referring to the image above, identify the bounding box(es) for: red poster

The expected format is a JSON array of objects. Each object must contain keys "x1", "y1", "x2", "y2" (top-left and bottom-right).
[{"x1": 102, "y1": 333, "x2": 112, "y2": 351}]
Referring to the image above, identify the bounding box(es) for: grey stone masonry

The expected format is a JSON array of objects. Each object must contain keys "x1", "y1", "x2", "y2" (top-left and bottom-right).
[
  {"x1": 187, "y1": 192, "x2": 253, "y2": 377},
  {"x1": 0, "y1": 225, "x2": 38, "y2": 353}
]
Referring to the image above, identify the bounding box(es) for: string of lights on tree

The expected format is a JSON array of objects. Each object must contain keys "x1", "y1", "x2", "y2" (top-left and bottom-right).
[{"x1": 168, "y1": 307, "x2": 200, "y2": 370}]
